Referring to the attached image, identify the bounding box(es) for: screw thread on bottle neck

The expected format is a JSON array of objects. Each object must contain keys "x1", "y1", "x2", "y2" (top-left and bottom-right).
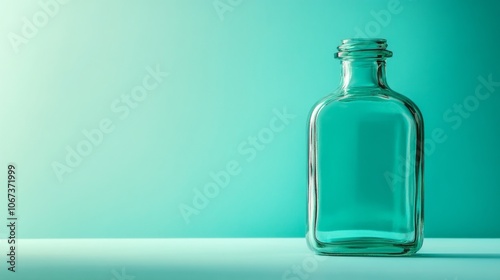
[{"x1": 336, "y1": 38, "x2": 391, "y2": 90}]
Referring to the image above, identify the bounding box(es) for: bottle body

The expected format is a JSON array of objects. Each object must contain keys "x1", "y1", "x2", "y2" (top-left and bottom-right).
[{"x1": 307, "y1": 39, "x2": 424, "y2": 256}]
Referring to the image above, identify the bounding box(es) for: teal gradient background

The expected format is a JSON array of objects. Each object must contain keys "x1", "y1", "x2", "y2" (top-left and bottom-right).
[{"x1": 0, "y1": 0, "x2": 499, "y2": 239}]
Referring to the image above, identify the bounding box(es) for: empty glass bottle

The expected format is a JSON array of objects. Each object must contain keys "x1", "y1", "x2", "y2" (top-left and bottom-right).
[{"x1": 306, "y1": 38, "x2": 424, "y2": 256}]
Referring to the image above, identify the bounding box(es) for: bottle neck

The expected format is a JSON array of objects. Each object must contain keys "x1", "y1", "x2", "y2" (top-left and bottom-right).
[{"x1": 340, "y1": 60, "x2": 388, "y2": 90}]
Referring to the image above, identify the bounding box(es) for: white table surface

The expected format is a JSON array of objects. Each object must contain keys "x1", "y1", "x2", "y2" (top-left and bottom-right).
[{"x1": 1, "y1": 238, "x2": 499, "y2": 280}]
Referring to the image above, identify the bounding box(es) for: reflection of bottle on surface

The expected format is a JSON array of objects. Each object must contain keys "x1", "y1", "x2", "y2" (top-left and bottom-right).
[{"x1": 307, "y1": 38, "x2": 424, "y2": 256}]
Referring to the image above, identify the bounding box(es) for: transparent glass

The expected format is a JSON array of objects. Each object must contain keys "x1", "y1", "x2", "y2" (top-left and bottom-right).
[{"x1": 306, "y1": 39, "x2": 424, "y2": 256}]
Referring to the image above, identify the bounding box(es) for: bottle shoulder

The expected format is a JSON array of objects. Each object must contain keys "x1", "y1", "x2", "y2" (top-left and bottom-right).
[{"x1": 309, "y1": 88, "x2": 424, "y2": 124}]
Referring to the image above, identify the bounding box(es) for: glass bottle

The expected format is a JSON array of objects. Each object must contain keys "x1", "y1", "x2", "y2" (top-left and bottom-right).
[{"x1": 306, "y1": 38, "x2": 424, "y2": 256}]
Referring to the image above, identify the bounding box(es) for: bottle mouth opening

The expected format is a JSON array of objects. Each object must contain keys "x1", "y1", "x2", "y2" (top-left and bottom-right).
[{"x1": 335, "y1": 38, "x2": 393, "y2": 60}]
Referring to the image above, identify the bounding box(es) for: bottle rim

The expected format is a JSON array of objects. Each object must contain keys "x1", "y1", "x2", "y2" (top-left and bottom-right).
[{"x1": 335, "y1": 38, "x2": 393, "y2": 60}]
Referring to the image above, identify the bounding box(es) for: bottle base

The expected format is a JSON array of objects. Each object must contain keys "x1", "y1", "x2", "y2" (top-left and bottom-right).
[{"x1": 306, "y1": 231, "x2": 423, "y2": 256}]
